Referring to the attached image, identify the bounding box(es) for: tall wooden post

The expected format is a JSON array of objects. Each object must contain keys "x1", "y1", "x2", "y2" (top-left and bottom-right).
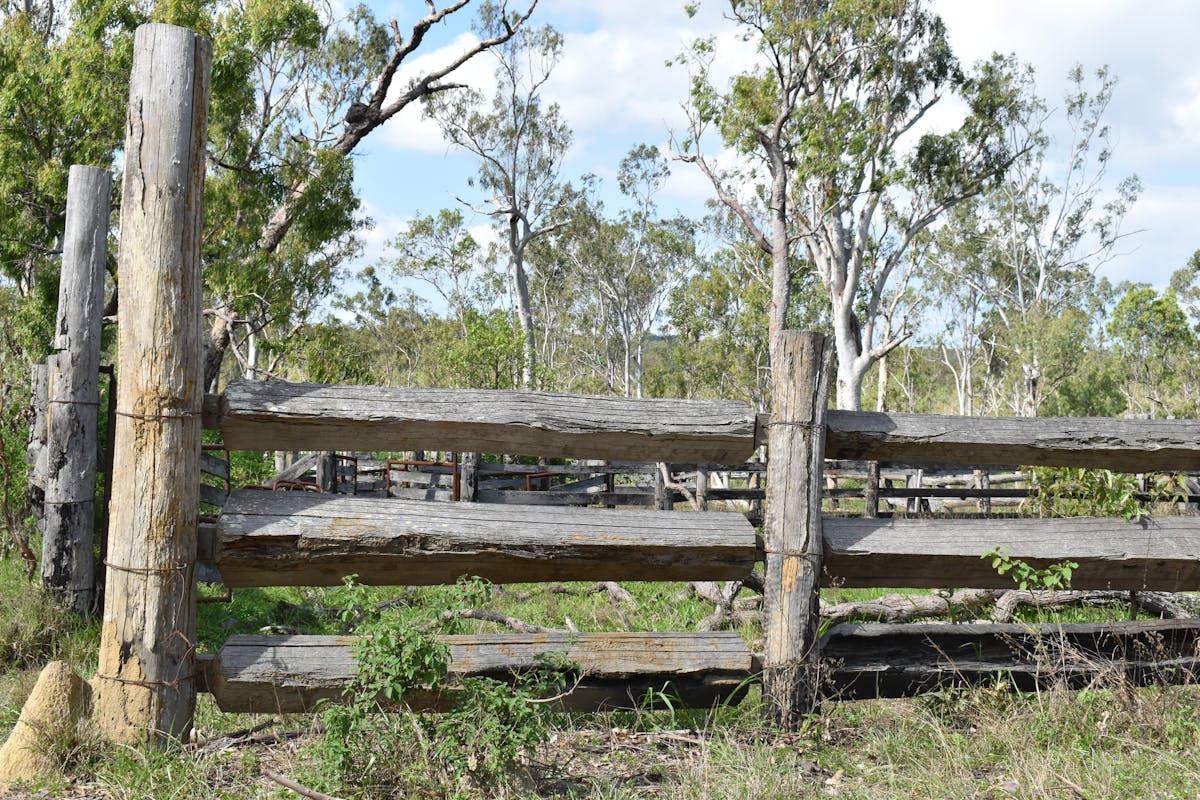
[
  {"x1": 762, "y1": 330, "x2": 833, "y2": 730},
  {"x1": 94, "y1": 23, "x2": 211, "y2": 744},
  {"x1": 41, "y1": 165, "x2": 111, "y2": 616}
]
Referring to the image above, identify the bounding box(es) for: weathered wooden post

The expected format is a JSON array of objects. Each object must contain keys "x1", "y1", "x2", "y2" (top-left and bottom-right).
[
  {"x1": 25, "y1": 363, "x2": 49, "y2": 515},
  {"x1": 762, "y1": 330, "x2": 833, "y2": 730},
  {"x1": 696, "y1": 466, "x2": 709, "y2": 511},
  {"x1": 654, "y1": 463, "x2": 671, "y2": 510},
  {"x1": 863, "y1": 461, "x2": 879, "y2": 519},
  {"x1": 41, "y1": 165, "x2": 111, "y2": 616},
  {"x1": 316, "y1": 452, "x2": 336, "y2": 493},
  {"x1": 93, "y1": 23, "x2": 211, "y2": 744},
  {"x1": 459, "y1": 451, "x2": 480, "y2": 501}
]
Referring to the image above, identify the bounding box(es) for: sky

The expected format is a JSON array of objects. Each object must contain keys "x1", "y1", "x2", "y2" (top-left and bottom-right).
[{"x1": 347, "y1": 0, "x2": 1200, "y2": 304}]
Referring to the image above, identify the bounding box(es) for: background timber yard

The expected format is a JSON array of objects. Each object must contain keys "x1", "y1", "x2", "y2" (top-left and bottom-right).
[{"x1": 7, "y1": 0, "x2": 1200, "y2": 799}]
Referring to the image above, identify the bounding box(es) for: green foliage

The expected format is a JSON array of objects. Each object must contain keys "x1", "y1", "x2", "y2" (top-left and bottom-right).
[
  {"x1": 1108, "y1": 284, "x2": 1199, "y2": 417},
  {"x1": 983, "y1": 547, "x2": 1077, "y2": 591},
  {"x1": 1029, "y1": 467, "x2": 1183, "y2": 521},
  {"x1": 313, "y1": 576, "x2": 562, "y2": 799}
]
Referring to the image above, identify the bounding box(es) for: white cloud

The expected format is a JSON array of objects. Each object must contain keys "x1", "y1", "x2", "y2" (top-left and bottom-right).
[{"x1": 352, "y1": 0, "x2": 1200, "y2": 297}]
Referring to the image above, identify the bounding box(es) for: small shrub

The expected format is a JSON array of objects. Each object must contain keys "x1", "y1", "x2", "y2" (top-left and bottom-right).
[{"x1": 311, "y1": 576, "x2": 564, "y2": 799}]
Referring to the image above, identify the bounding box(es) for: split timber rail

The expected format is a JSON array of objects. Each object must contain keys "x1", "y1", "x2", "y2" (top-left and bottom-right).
[
  {"x1": 185, "y1": 333, "x2": 1200, "y2": 730},
  {"x1": 89, "y1": 26, "x2": 1200, "y2": 742}
]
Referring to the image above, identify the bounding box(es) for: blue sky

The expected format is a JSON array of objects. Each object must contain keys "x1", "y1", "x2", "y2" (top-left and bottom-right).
[{"x1": 346, "y1": 0, "x2": 1200, "y2": 305}]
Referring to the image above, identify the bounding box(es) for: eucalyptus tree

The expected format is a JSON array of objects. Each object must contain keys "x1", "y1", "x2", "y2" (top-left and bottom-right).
[
  {"x1": 930, "y1": 66, "x2": 1139, "y2": 416},
  {"x1": 534, "y1": 146, "x2": 697, "y2": 397},
  {"x1": 1108, "y1": 285, "x2": 1197, "y2": 417},
  {"x1": 0, "y1": 0, "x2": 134, "y2": 349},
  {"x1": 675, "y1": 0, "x2": 1028, "y2": 409},
  {"x1": 423, "y1": 10, "x2": 577, "y2": 389},
  {"x1": 384, "y1": 208, "x2": 501, "y2": 332},
  {"x1": 199, "y1": 0, "x2": 538, "y2": 389}
]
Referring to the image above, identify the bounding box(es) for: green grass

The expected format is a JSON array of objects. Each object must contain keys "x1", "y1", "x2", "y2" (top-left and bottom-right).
[{"x1": 7, "y1": 549, "x2": 1200, "y2": 799}]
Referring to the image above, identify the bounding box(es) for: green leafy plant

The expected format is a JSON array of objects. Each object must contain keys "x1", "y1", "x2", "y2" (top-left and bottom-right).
[
  {"x1": 983, "y1": 547, "x2": 1078, "y2": 591},
  {"x1": 1030, "y1": 466, "x2": 1185, "y2": 520},
  {"x1": 312, "y1": 575, "x2": 565, "y2": 798}
]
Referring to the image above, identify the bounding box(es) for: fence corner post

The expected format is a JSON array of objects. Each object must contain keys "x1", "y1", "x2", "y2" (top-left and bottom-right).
[
  {"x1": 93, "y1": 22, "x2": 211, "y2": 746},
  {"x1": 762, "y1": 330, "x2": 833, "y2": 730}
]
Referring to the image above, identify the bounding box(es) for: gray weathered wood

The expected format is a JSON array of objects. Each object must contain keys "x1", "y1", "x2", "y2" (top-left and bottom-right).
[
  {"x1": 200, "y1": 450, "x2": 230, "y2": 482},
  {"x1": 199, "y1": 484, "x2": 229, "y2": 508},
  {"x1": 459, "y1": 451, "x2": 479, "y2": 502},
  {"x1": 214, "y1": 379, "x2": 759, "y2": 463},
  {"x1": 474, "y1": 489, "x2": 656, "y2": 507},
  {"x1": 548, "y1": 474, "x2": 609, "y2": 493},
  {"x1": 215, "y1": 490, "x2": 757, "y2": 587},
  {"x1": 266, "y1": 452, "x2": 320, "y2": 485},
  {"x1": 41, "y1": 166, "x2": 111, "y2": 615},
  {"x1": 204, "y1": 631, "x2": 753, "y2": 713},
  {"x1": 822, "y1": 619, "x2": 1200, "y2": 699},
  {"x1": 823, "y1": 516, "x2": 1200, "y2": 591},
  {"x1": 386, "y1": 487, "x2": 455, "y2": 501},
  {"x1": 863, "y1": 461, "x2": 879, "y2": 519},
  {"x1": 654, "y1": 463, "x2": 670, "y2": 510},
  {"x1": 26, "y1": 361, "x2": 49, "y2": 499},
  {"x1": 94, "y1": 23, "x2": 211, "y2": 746},
  {"x1": 826, "y1": 411, "x2": 1200, "y2": 471},
  {"x1": 762, "y1": 331, "x2": 833, "y2": 729}
]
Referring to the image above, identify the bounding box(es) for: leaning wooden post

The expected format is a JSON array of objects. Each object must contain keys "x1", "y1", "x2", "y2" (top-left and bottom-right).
[
  {"x1": 41, "y1": 165, "x2": 112, "y2": 616},
  {"x1": 93, "y1": 23, "x2": 211, "y2": 744},
  {"x1": 762, "y1": 330, "x2": 833, "y2": 730}
]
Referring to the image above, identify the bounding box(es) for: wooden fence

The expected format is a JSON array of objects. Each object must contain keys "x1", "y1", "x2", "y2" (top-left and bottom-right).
[
  {"x1": 62, "y1": 24, "x2": 1200, "y2": 743},
  {"x1": 182, "y1": 334, "x2": 1200, "y2": 732}
]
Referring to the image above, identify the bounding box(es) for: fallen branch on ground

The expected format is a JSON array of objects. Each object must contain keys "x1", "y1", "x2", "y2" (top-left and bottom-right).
[
  {"x1": 261, "y1": 766, "x2": 346, "y2": 800},
  {"x1": 441, "y1": 608, "x2": 564, "y2": 634}
]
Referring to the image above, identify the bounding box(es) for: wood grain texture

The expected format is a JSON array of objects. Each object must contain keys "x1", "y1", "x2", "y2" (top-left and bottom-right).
[
  {"x1": 822, "y1": 619, "x2": 1200, "y2": 699},
  {"x1": 204, "y1": 631, "x2": 753, "y2": 713},
  {"x1": 215, "y1": 379, "x2": 759, "y2": 463},
  {"x1": 26, "y1": 362, "x2": 49, "y2": 495},
  {"x1": 215, "y1": 490, "x2": 758, "y2": 587},
  {"x1": 41, "y1": 166, "x2": 111, "y2": 615},
  {"x1": 823, "y1": 516, "x2": 1200, "y2": 591},
  {"x1": 826, "y1": 411, "x2": 1200, "y2": 471},
  {"x1": 93, "y1": 23, "x2": 211, "y2": 746},
  {"x1": 762, "y1": 331, "x2": 834, "y2": 728}
]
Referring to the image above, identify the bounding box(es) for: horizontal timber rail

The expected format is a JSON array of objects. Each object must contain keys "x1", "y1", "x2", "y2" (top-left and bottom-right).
[
  {"x1": 822, "y1": 516, "x2": 1200, "y2": 591},
  {"x1": 822, "y1": 619, "x2": 1200, "y2": 699},
  {"x1": 209, "y1": 379, "x2": 759, "y2": 463},
  {"x1": 201, "y1": 631, "x2": 754, "y2": 713},
  {"x1": 197, "y1": 620, "x2": 1200, "y2": 713},
  {"x1": 203, "y1": 383, "x2": 1200, "y2": 472},
  {"x1": 824, "y1": 411, "x2": 1200, "y2": 471},
  {"x1": 213, "y1": 489, "x2": 757, "y2": 587}
]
